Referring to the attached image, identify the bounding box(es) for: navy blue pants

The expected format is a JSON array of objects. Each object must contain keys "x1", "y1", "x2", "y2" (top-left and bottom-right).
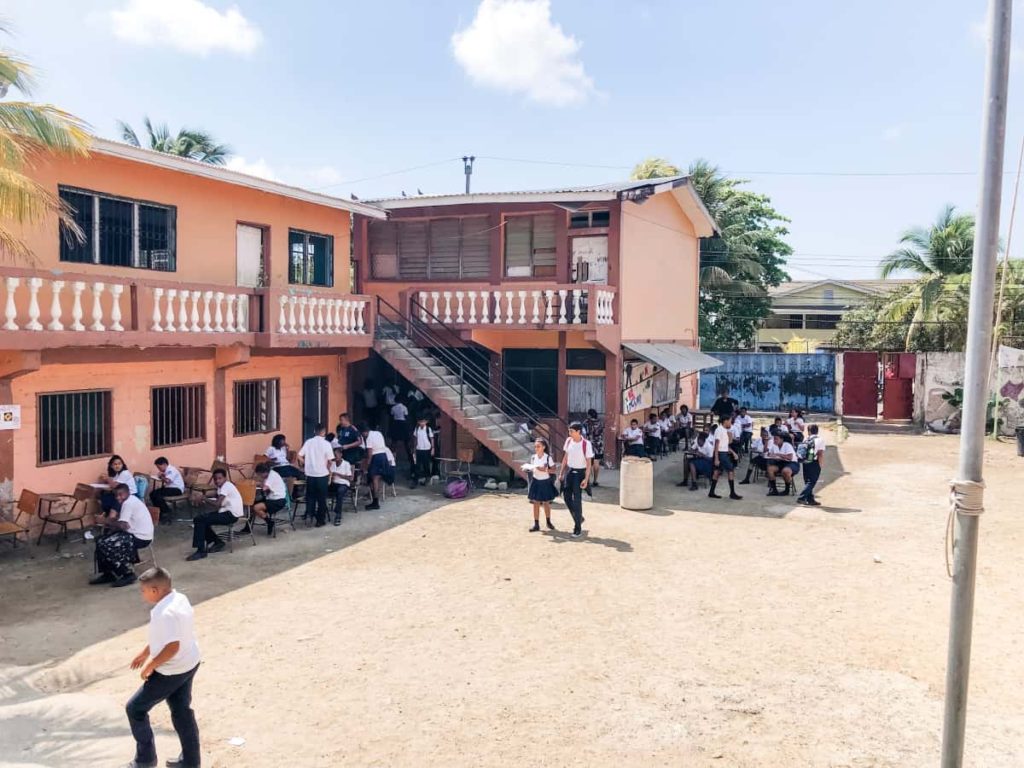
[
  {"x1": 798, "y1": 462, "x2": 821, "y2": 502},
  {"x1": 563, "y1": 469, "x2": 586, "y2": 532},
  {"x1": 126, "y1": 663, "x2": 200, "y2": 767}
]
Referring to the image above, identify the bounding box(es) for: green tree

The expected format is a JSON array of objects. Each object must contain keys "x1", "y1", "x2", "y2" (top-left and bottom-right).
[
  {"x1": 117, "y1": 116, "x2": 231, "y2": 165},
  {"x1": 634, "y1": 157, "x2": 791, "y2": 349},
  {"x1": 0, "y1": 24, "x2": 90, "y2": 261},
  {"x1": 877, "y1": 205, "x2": 975, "y2": 348},
  {"x1": 832, "y1": 288, "x2": 946, "y2": 351}
]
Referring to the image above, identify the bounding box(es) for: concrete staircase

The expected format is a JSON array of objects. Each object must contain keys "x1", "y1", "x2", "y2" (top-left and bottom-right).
[{"x1": 373, "y1": 335, "x2": 535, "y2": 479}]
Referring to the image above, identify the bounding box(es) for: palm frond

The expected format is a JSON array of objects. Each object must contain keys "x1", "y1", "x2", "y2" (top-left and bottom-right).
[
  {"x1": 0, "y1": 101, "x2": 91, "y2": 155},
  {"x1": 0, "y1": 46, "x2": 35, "y2": 96},
  {"x1": 117, "y1": 120, "x2": 140, "y2": 147}
]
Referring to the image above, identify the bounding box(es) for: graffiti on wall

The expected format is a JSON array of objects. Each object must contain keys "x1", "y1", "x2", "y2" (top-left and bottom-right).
[
  {"x1": 698, "y1": 353, "x2": 836, "y2": 412},
  {"x1": 997, "y1": 345, "x2": 1024, "y2": 433},
  {"x1": 622, "y1": 360, "x2": 664, "y2": 414}
]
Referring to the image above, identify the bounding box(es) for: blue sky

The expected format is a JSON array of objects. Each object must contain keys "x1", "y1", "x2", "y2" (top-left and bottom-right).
[{"x1": 5, "y1": 0, "x2": 1021, "y2": 279}]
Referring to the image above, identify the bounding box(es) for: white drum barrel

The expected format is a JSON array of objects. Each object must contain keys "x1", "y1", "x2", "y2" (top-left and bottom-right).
[{"x1": 619, "y1": 455, "x2": 654, "y2": 510}]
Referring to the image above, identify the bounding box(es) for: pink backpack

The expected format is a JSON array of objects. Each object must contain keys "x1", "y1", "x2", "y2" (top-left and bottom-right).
[{"x1": 444, "y1": 478, "x2": 470, "y2": 499}]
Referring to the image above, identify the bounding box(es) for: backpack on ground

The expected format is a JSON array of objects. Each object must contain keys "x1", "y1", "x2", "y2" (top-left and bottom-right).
[{"x1": 444, "y1": 478, "x2": 470, "y2": 499}]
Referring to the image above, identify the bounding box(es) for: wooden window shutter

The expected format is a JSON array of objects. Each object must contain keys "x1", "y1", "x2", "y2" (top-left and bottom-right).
[
  {"x1": 369, "y1": 221, "x2": 398, "y2": 278},
  {"x1": 429, "y1": 218, "x2": 461, "y2": 279},
  {"x1": 505, "y1": 216, "x2": 532, "y2": 276},
  {"x1": 531, "y1": 213, "x2": 557, "y2": 275},
  {"x1": 398, "y1": 221, "x2": 428, "y2": 280},
  {"x1": 460, "y1": 217, "x2": 491, "y2": 278}
]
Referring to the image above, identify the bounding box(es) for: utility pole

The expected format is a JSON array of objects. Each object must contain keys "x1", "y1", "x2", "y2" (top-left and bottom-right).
[
  {"x1": 941, "y1": 1, "x2": 1012, "y2": 766},
  {"x1": 463, "y1": 155, "x2": 475, "y2": 194}
]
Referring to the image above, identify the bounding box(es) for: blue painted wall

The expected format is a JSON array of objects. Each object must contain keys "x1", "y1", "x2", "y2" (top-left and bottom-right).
[{"x1": 699, "y1": 353, "x2": 836, "y2": 413}]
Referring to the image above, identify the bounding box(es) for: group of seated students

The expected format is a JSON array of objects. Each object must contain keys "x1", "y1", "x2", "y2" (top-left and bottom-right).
[{"x1": 619, "y1": 405, "x2": 699, "y2": 460}]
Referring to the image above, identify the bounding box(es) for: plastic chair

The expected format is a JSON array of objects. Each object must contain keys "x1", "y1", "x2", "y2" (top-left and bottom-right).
[{"x1": 133, "y1": 474, "x2": 149, "y2": 502}]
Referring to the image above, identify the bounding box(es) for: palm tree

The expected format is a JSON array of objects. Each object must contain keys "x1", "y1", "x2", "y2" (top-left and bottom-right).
[
  {"x1": 117, "y1": 116, "x2": 231, "y2": 165},
  {"x1": 0, "y1": 25, "x2": 91, "y2": 261},
  {"x1": 630, "y1": 157, "x2": 680, "y2": 180},
  {"x1": 878, "y1": 205, "x2": 975, "y2": 348}
]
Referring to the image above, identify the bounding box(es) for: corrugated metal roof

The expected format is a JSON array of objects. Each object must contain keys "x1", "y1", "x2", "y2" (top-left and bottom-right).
[{"x1": 623, "y1": 343, "x2": 723, "y2": 376}]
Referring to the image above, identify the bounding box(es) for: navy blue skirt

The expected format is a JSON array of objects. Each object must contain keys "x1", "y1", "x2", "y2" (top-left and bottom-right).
[
  {"x1": 528, "y1": 476, "x2": 557, "y2": 502},
  {"x1": 717, "y1": 451, "x2": 735, "y2": 472}
]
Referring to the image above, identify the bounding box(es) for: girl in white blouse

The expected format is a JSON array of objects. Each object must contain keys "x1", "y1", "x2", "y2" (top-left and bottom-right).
[
  {"x1": 525, "y1": 439, "x2": 557, "y2": 532},
  {"x1": 98, "y1": 454, "x2": 135, "y2": 513}
]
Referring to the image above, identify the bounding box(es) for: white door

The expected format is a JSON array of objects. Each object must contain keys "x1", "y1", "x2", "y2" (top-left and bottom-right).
[
  {"x1": 571, "y1": 235, "x2": 608, "y2": 284},
  {"x1": 236, "y1": 224, "x2": 264, "y2": 288}
]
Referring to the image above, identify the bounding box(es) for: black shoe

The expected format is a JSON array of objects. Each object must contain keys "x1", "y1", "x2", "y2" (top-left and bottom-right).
[
  {"x1": 112, "y1": 573, "x2": 137, "y2": 588},
  {"x1": 591, "y1": 481, "x2": 599, "y2": 488},
  {"x1": 546, "y1": 518, "x2": 555, "y2": 530},
  {"x1": 121, "y1": 761, "x2": 158, "y2": 768},
  {"x1": 571, "y1": 528, "x2": 582, "y2": 538},
  {"x1": 185, "y1": 550, "x2": 207, "y2": 561},
  {"x1": 739, "y1": 478, "x2": 751, "y2": 485},
  {"x1": 529, "y1": 522, "x2": 540, "y2": 532},
  {"x1": 808, "y1": 500, "x2": 822, "y2": 506},
  {"x1": 235, "y1": 525, "x2": 252, "y2": 535},
  {"x1": 333, "y1": 516, "x2": 342, "y2": 526},
  {"x1": 365, "y1": 502, "x2": 380, "y2": 511},
  {"x1": 166, "y1": 756, "x2": 200, "y2": 768},
  {"x1": 689, "y1": 484, "x2": 698, "y2": 491},
  {"x1": 90, "y1": 572, "x2": 116, "y2": 585},
  {"x1": 767, "y1": 489, "x2": 779, "y2": 496},
  {"x1": 708, "y1": 492, "x2": 722, "y2": 499},
  {"x1": 267, "y1": 520, "x2": 275, "y2": 536},
  {"x1": 729, "y1": 493, "x2": 743, "y2": 500},
  {"x1": 209, "y1": 541, "x2": 226, "y2": 554},
  {"x1": 314, "y1": 520, "x2": 326, "y2": 528}
]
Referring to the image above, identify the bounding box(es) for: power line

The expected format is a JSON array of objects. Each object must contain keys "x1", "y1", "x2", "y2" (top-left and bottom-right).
[{"x1": 311, "y1": 158, "x2": 462, "y2": 190}]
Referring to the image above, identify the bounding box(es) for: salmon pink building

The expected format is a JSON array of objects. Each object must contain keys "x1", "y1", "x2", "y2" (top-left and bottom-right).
[{"x1": 1, "y1": 139, "x2": 382, "y2": 503}]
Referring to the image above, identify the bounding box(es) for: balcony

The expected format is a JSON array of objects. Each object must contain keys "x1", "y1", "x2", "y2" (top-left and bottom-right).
[
  {"x1": 406, "y1": 283, "x2": 616, "y2": 330},
  {"x1": 0, "y1": 266, "x2": 373, "y2": 351}
]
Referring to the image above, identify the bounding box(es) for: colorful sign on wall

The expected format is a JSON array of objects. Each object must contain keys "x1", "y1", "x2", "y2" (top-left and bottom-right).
[{"x1": 622, "y1": 360, "x2": 660, "y2": 414}]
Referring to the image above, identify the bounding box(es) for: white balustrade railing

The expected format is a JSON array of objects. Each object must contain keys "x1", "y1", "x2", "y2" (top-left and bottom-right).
[
  {"x1": 1, "y1": 275, "x2": 131, "y2": 334},
  {"x1": 274, "y1": 293, "x2": 368, "y2": 335},
  {"x1": 151, "y1": 287, "x2": 249, "y2": 333},
  {"x1": 414, "y1": 286, "x2": 615, "y2": 327}
]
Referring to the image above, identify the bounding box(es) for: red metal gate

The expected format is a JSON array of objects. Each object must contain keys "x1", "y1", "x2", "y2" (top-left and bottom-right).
[
  {"x1": 882, "y1": 352, "x2": 916, "y2": 420},
  {"x1": 842, "y1": 352, "x2": 879, "y2": 417}
]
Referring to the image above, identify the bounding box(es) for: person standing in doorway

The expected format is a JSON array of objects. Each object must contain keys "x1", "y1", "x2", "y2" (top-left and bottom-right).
[
  {"x1": 124, "y1": 567, "x2": 201, "y2": 768},
  {"x1": 411, "y1": 416, "x2": 434, "y2": 485},
  {"x1": 559, "y1": 422, "x2": 593, "y2": 538},
  {"x1": 797, "y1": 424, "x2": 825, "y2": 506},
  {"x1": 298, "y1": 424, "x2": 333, "y2": 527},
  {"x1": 709, "y1": 415, "x2": 742, "y2": 500}
]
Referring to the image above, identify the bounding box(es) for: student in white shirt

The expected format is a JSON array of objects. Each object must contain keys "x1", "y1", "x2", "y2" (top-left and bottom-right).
[
  {"x1": 765, "y1": 433, "x2": 799, "y2": 496},
  {"x1": 740, "y1": 427, "x2": 772, "y2": 485},
  {"x1": 643, "y1": 413, "x2": 663, "y2": 461},
  {"x1": 787, "y1": 408, "x2": 807, "y2": 442},
  {"x1": 186, "y1": 468, "x2": 243, "y2": 560},
  {"x1": 362, "y1": 423, "x2": 389, "y2": 511},
  {"x1": 126, "y1": 567, "x2": 201, "y2": 768},
  {"x1": 90, "y1": 482, "x2": 155, "y2": 587},
  {"x1": 329, "y1": 448, "x2": 353, "y2": 525},
  {"x1": 411, "y1": 416, "x2": 435, "y2": 485},
  {"x1": 265, "y1": 434, "x2": 303, "y2": 479},
  {"x1": 678, "y1": 431, "x2": 715, "y2": 491},
  {"x1": 621, "y1": 418, "x2": 646, "y2": 458},
  {"x1": 248, "y1": 462, "x2": 288, "y2": 536},
  {"x1": 796, "y1": 424, "x2": 825, "y2": 506},
  {"x1": 525, "y1": 438, "x2": 558, "y2": 531},
  {"x1": 658, "y1": 411, "x2": 674, "y2": 454},
  {"x1": 389, "y1": 400, "x2": 412, "y2": 463},
  {"x1": 151, "y1": 456, "x2": 185, "y2": 525},
  {"x1": 98, "y1": 454, "x2": 136, "y2": 513},
  {"x1": 559, "y1": 422, "x2": 593, "y2": 538},
  {"x1": 708, "y1": 415, "x2": 742, "y2": 501},
  {"x1": 299, "y1": 424, "x2": 334, "y2": 527},
  {"x1": 736, "y1": 407, "x2": 755, "y2": 453}
]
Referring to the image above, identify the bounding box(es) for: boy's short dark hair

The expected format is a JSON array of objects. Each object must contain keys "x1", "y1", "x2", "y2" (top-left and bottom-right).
[
  {"x1": 114, "y1": 482, "x2": 132, "y2": 495},
  {"x1": 212, "y1": 468, "x2": 228, "y2": 480},
  {"x1": 154, "y1": 457, "x2": 169, "y2": 467},
  {"x1": 139, "y1": 566, "x2": 172, "y2": 588},
  {"x1": 254, "y1": 462, "x2": 271, "y2": 475},
  {"x1": 808, "y1": 424, "x2": 819, "y2": 434},
  {"x1": 569, "y1": 421, "x2": 583, "y2": 433},
  {"x1": 630, "y1": 419, "x2": 638, "y2": 425},
  {"x1": 587, "y1": 408, "x2": 598, "y2": 419}
]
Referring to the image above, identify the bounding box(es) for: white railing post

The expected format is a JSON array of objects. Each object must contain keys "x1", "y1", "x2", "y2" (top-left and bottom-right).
[
  {"x1": 430, "y1": 291, "x2": 440, "y2": 322},
  {"x1": 152, "y1": 287, "x2": 164, "y2": 331},
  {"x1": 278, "y1": 295, "x2": 288, "y2": 333},
  {"x1": 572, "y1": 289, "x2": 583, "y2": 324},
  {"x1": 544, "y1": 290, "x2": 554, "y2": 324},
  {"x1": 2, "y1": 277, "x2": 18, "y2": 331},
  {"x1": 224, "y1": 294, "x2": 237, "y2": 333},
  {"x1": 236, "y1": 293, "x2": 247, "y2": 332},
  {"x1": 189, "y1": 291, "x2": 201, "y2": 332},
  {"x1": 355, "y1": 300, "x2": 366, "y2": 333},
  {"x1": 89, "y1": 282, "x2": 106, "y2": 331},
  {"x1": 442, "y1": 291, "x2": 453, "y2": 324},
  {"x1": 26, "y1": 277, "x2": 43, "y2": 331},
  {"x1": 164, "y1": 289, "x2": 177, "y2": 332},
  {"x1": 467, "y1": 291, "x2": 478, "y2": 324},
  {"x1": 47, "y1": 280, "x2": 65, "y2": 331},
  {"x1": 213, "y1": 292, "x2": 224, "y2": 332},
  {"x1": 287, "y1": 296, "x2": 297, "y2": 334},
  {"x1": 70, "y1": 281, "x2": 85, "y2": 331},
  {"x1": 109, "y1": 284, "x2": 125, "y2": 331},
  {"x1": 504, "y1": 291, "x2": 514, "y2": 324},
  {"x1": 316, "y1": 297, "x2": 327, "y2": 334},
  {"x1": 455, "y1": 291, "x2": 465, "y2": 323},
  {"x1": 557, "y1": 289, "x2": 568, "y2": 324},
  {"x1": 531, "y1": 291, "x2": 541, "y2": 324},
  {"x1": 176, "y1": 289, "x2": 188, "y2": 332},
  {"x1": 418, "y1": 291, "x2": 428, "y2": 322},
  {"x1": 341, "y1": 300, "x2": 352, "y2": 334},
  {"x1": 480, "y1": 291, "x2": 491, "y2": 324},
  {"x1": 201, "y1": 291, "x2": 213, "y2": 332},
  {"x1": 327, "y1": 299, "x2": 338, "y2": 334},
  {"x1": 517, "y1": 290, "x2": 527, "y2": 325},
  {"x1": 297, "y1": 297, "x2": 308, "y2": 334}
]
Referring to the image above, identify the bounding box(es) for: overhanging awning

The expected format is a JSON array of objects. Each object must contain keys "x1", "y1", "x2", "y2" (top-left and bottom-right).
[{"x1": 623, "y1": 343, "x2": 723, "y2": 376}]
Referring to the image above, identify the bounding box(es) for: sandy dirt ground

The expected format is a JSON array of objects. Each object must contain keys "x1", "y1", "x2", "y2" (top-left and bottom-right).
[{"x1": 1, "y1": 431, "x2": 1023, "y2": 767}]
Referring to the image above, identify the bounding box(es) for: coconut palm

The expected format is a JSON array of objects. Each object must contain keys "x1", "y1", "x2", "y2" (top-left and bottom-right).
[
  {"x1": 0, "y1": 25, "x2": 91, "y2": 261},
  {"x1": 117, "y1": 116, "x2": 231, "y2": 165},
  {"x1": 630, "y1": 157, "x2": 681, "y2": 180},
  {"x1": 878, "y1": 205, "x2": 975, "y2": 348}
]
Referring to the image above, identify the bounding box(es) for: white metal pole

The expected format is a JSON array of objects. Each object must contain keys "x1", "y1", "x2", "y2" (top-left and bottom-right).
[{"x1": 940, "y1": 1, "x2": 1012, "y2": 765}]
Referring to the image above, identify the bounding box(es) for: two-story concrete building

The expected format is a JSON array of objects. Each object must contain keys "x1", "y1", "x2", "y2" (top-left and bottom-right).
[{"x1": 1, "y1": 139, "x2": 382, "y2": 499}]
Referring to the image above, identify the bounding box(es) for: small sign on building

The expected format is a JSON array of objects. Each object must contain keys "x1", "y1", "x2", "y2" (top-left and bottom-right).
[{"x1": 0, "y1": 404, "x2": 21, "y2": 430}]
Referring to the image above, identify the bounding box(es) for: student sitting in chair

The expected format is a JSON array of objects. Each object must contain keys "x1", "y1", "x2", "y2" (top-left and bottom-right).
[
  {"x1": 90, "y1": 483, "x2": 154, "y2": 588},
  {"x1": 186, "y1": 469, "x2": 243, "y2": 560},
  {"x1": 765, "y1": 433, "x2": 800, "y2": 496},
  {"x1": 249, "y1": 462, "x2": 287, "y2": 536},
  {"x1": 621, "y1": 419, "x2": 646, "y2": 458},
  {"x1": 677, "y1": 431, "x2": 714, "y2": 490},
  {"x1": 739, "y1": 427, "x2": 771, "y2": 485},
  {"x1": 643, "y1": 413, "x2": 662, "y2": 461}
]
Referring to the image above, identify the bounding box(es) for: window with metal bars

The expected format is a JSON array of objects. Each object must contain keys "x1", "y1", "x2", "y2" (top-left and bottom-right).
[
  {"x1": 37, "y1": 390, "x2": 112, "y2": 465},
  {"x1": 233, "y1": 378, "x2": 280, "y2": 435},
  {"x1": 58, "y1": 186, "x2": 176, "y2": 271},
  {"x1": 289, "y1": 229, "x2": 334, "y2": 287},
  {"x1": 151, "y1": 384, "x2": 207, "y2": 448}
]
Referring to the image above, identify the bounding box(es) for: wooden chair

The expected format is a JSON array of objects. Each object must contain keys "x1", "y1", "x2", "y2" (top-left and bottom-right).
[
  {"x1": 209, "y1": 479, "x2": 257, "y2": 552},
  {"x1": 1, "y1": 491, "x2": 35, "y2": 548},
  {"x1": 36, "y1": 485, "x2": 92, "y2": 548}
]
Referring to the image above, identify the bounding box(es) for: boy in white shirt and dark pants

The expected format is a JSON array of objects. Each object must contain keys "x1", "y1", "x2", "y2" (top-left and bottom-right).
[
  {"x1": 560, "y1": 422, "x2": 593, "y2": 538},
  {"x1": 298, "y1": 423, "x2": 334, "y2": 527},
  {"x1": 125, "y1": 567, "x2": 201, "y2": 768},
  {"x1": 709, "y1": 415, "x2": 743, "y2": 501}
]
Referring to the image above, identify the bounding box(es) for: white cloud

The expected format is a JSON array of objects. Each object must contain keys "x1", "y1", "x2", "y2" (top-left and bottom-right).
[
  {"x1": 451, "y1": 0, "x2": 596, "y2": 106},
  {"x1": 226, "y1": 156, "x2": 277, "y2": 180},
  {"x1": 110, "y1": 0, "x2": 263, "y2": 56}
]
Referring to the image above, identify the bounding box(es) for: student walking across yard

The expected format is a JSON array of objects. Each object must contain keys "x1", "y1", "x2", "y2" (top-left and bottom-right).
[{"x1": 560, "y1": 422, "x2": 593, "y2": 538}]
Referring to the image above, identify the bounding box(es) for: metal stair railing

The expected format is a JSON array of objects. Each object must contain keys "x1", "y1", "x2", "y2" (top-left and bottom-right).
[{"x1": 375, "y1": 296, "x2": 570, "y2": 459}]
